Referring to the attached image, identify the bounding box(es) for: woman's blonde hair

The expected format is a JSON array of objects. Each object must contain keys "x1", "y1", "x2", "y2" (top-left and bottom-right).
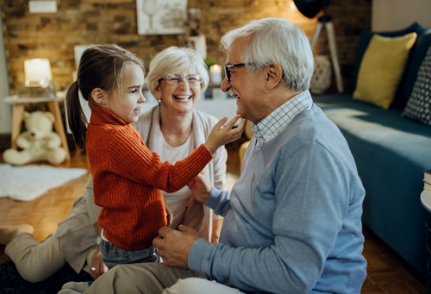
[{"x1": 145, "y1": 46, "x2": 209, "y2": 95}]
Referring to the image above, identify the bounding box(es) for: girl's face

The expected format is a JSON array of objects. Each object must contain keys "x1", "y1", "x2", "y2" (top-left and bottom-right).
[
  {"x1": 154, "y1": 68, "x2": 201, "y2": 115},
  {"x1": 107, "y1": 63, "x2": 145, "y2": 123}
]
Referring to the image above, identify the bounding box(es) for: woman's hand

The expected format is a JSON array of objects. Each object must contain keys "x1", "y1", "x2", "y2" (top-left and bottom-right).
[
  {"x1": 90, "y1": 245, "x2": 108, "y2": 280},
  {"x1": 204, "y1": 115, "x2": 246, "y2": 154},
  {"x1": 164, "y1": 200, "x2": 173, "y2": 225},
  {"x1": 211, "y1": 218, "x2": 223, "y2": 243}
]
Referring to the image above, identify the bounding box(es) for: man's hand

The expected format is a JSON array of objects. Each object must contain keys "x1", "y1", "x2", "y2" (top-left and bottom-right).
[
  {"x1": 153, "y1": 225, "x2": 200, "y2": 269},
  {"x1": 187, "y1": 172, "x2": 212, "y2": 204},
  {"x1": 90, "y1": 245, "x2": 108, "y2": 280}
]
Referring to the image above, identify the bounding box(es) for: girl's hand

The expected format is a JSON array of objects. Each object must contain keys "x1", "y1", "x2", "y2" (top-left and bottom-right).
[{"x1": 204, "y1": 115, "x2": 246, "y2": 154}]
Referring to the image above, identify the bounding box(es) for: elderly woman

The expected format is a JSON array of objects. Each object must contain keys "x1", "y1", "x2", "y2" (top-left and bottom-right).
[
  {"x1": 133, "y1": 46, "x2": 226, "y2": 241},
  {"x1": 0, "y1": 46, "x2": 226, "y2": 284}
]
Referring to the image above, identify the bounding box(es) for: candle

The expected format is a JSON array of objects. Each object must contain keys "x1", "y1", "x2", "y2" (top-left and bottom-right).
[{"x1": 209, "y1": 64, "x2": 222, "y2": 84}]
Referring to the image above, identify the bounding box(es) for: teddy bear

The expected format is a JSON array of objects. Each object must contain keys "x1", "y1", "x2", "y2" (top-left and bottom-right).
[{"x1": 3, "y1": 111, "x2": 67, "y2": 165}]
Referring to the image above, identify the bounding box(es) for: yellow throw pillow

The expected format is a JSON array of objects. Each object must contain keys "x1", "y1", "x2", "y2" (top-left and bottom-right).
[{"x1": 353, "y1": 33, "x2": 417, "y2": 109}]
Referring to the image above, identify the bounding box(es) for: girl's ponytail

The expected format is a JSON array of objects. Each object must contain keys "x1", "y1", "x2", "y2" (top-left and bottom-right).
[{"x1": 66, "y1": 81, "x2": 87, "y2": 150}]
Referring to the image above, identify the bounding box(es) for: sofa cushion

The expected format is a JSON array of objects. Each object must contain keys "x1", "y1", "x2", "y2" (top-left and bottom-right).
[
  {"x1": 353, "y1": 22, "x2": 430, "y2": 109},
  {"x1": 313, "y1": 95, "x2": 431, "y2": 158},
  {"x1": 353, "y1": 33, "x2": 417, "y2": 109},
  {"x1": 402, "y1": 44, "x2": 431, "y2": 126},
  {"x1": 313, "y1": 94, "x2": 431, "y2": 274},
  {"x1": 396, "y1": 31, "x2": 431, "y2": 109}
]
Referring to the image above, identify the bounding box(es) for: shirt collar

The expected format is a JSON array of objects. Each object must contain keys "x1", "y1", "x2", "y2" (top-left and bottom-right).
[{"x1": 251, "y1": 90, "x2": 313, "y2": 149}]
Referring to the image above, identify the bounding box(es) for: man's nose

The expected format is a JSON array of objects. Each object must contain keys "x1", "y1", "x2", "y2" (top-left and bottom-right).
[{"x1": 221, "y1": 76, "x2": 231, "y2": 92}]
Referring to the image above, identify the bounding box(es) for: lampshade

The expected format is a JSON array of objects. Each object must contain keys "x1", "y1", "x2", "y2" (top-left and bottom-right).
[
  {"x1": 24, "y1": 58, "x2": 52, "y2": 87},
  {"x1": 293, "y1": 0, "x2": 325, "y2": 19}
]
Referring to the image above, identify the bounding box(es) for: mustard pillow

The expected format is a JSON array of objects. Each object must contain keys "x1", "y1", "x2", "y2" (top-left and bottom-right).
[{"x1": 353, "y1": 33, "x2": 417, "y2": 109}]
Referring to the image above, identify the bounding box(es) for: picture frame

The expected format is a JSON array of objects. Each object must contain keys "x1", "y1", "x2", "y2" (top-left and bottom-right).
[{"x1": 137, "y1": 0, "x2": 187, "y2": 35}]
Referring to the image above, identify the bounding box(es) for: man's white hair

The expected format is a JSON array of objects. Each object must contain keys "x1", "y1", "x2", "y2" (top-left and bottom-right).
[
  {"x1": 146, "y1": 46, "x2": 209, "y2": 95},
  {"x1": 220, "y1": 18, "x2": 314, "y2": 91}
]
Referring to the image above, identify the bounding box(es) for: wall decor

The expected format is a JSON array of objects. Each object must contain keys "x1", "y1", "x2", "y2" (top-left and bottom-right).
[
  {"x1": 137, "y1": 0, "x2": 187, "y2": 35},
  {"x1": 185, "y1": 8, "x2": 207, "y2": 58},
  {"x1": 72, "y1": 45, "x2": 94, "y2": 81},
  {"x1": 1, "y1": 1, "x2": 371, "y2": 93}
]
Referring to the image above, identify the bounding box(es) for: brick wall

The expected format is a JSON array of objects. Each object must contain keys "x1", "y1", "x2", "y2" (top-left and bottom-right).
[{"x1": 1, "y1": 0, "x2": 371, "y2": 94}]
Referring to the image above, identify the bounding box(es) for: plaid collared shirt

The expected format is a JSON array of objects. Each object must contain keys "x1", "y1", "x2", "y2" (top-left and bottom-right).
[{"x1": 252, "y1": 90, "x2": 313, "y2": 150}]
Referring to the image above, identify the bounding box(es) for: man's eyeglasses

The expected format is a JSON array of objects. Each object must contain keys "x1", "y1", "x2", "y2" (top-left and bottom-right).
[
  {"x1": 225, "y1": 63, "x2": 255, "y2": 81},
  {"x1": 163, "y1": 74, "x2": 202, "y2": 86}
]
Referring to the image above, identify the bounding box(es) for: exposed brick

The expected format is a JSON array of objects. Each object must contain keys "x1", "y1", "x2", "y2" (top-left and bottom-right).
[{"x1": 1, "y1": 0, "x2": 371, "y2": 94}]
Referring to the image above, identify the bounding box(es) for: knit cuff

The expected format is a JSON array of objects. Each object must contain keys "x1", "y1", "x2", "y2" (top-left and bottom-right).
[
  {"x1": 188, "y1": 238, "x2": 210, "y2": 273},
  {"x1": 202, "y1": 144, "x2": 214, "y2": 156}
]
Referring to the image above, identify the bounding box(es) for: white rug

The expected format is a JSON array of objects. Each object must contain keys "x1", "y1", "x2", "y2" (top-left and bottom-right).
[{"x1": 0, "y1": 164, "x2": 88, "y2": 201}]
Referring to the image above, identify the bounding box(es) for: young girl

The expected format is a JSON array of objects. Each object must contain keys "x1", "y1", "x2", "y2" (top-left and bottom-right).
[{"x1": 66, "y1": 44, "x2": 244, "y2": 269}]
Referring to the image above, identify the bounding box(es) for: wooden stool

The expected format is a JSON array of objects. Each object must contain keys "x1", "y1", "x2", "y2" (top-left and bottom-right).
[{"x1": 4, "y1": 95, "x2": 71, "y2": 160}]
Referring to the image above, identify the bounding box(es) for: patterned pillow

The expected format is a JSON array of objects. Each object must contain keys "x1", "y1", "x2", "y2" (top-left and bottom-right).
[{"x1": 402, "y1": 45, "x2": 431, "y2": 126}]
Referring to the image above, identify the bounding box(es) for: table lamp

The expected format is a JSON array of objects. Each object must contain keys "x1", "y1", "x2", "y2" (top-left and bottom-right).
[
  {"x1": 24, "y1": 58, "x2": 52, "y2": 87},
  {"x1": 17, "y1": 58, "x2": 55, "y2": 98}
]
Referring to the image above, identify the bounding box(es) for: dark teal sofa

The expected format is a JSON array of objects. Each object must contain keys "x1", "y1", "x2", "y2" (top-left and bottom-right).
[{"x1": 313, "y1": 23, "x2": 431, "y2": 276}]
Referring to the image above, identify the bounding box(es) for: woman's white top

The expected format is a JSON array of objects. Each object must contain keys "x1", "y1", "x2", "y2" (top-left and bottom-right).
[
  {"x1": 159, "y1": 130, "x2": 196, "y2": 229},
  {"x1": 132, "y1": 106, "x2": 226, "y2": 241}
]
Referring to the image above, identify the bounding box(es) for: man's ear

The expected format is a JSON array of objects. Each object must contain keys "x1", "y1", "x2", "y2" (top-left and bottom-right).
[
  {"x1": 91, "y1": 88, "x2": 108, "y2": 105},
  {"x1": 263, "y1": 63, "x2": 283, "y2": 90}
]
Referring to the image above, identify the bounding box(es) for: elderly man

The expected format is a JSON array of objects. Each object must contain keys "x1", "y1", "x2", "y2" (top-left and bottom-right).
[{"x1": 71, "y1": 17, "x2": 366, "y2": 294}]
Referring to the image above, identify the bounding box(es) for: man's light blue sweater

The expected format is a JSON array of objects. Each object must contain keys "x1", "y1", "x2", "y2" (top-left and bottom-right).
[{"x1": 188, "y1": 103, "x2": 367, "y2": 294}]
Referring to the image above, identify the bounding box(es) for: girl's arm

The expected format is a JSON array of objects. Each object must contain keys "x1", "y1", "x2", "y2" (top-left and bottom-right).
[
  {"x1": 107, "y1": 129, "x2": 213, "y2": 193},
  {"x1": 106, "y1": 116, "x2": 244, "y2": 193}
]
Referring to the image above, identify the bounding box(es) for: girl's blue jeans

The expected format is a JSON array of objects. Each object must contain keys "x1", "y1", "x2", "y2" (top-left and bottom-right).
[{"x1": 100, "y1": 239, "x2": 159, "y2": 269}]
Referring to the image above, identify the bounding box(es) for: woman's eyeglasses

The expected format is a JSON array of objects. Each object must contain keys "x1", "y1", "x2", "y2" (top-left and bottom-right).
[{"x1": 163, "y1": 74, "x2": 202, "y2": 86}]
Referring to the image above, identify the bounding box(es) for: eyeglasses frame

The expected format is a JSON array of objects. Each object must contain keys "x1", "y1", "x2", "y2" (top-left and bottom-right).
[
  {"x1": 225, "y1": 63, "x2": 256, "y2": 81},
  {"x1": 162, "y1": 74, "x2": 202, "y2": 86}
]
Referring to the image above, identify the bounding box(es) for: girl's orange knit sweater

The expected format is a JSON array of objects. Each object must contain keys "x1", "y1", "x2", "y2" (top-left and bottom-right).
[{"x1": 86, "y1": 105, "x2": 213, "y2": 251}]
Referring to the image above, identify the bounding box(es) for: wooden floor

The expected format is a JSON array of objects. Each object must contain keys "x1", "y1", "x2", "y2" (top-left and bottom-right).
[{"x1": 0, "y1": 140, "x2": 428, "y2": 293}]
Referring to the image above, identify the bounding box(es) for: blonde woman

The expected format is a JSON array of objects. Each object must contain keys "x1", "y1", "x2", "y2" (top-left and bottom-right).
[{"x1": 133, "y1": 46, "x2": 227, "y2": 242}]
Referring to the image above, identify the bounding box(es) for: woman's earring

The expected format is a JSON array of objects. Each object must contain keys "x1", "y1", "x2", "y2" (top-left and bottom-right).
[{"x1": 157, "y1": 99, "x2": 161, "y2": 103}]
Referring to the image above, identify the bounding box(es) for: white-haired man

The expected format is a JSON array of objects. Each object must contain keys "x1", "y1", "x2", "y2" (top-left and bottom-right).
[{"x1": 72, "y1": 18, "x2": 366, "y2": 294}]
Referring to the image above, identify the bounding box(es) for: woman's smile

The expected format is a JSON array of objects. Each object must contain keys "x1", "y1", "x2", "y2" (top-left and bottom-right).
[{"x1": 173, "y1": 95, "x2": 192, "y2": 102}]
